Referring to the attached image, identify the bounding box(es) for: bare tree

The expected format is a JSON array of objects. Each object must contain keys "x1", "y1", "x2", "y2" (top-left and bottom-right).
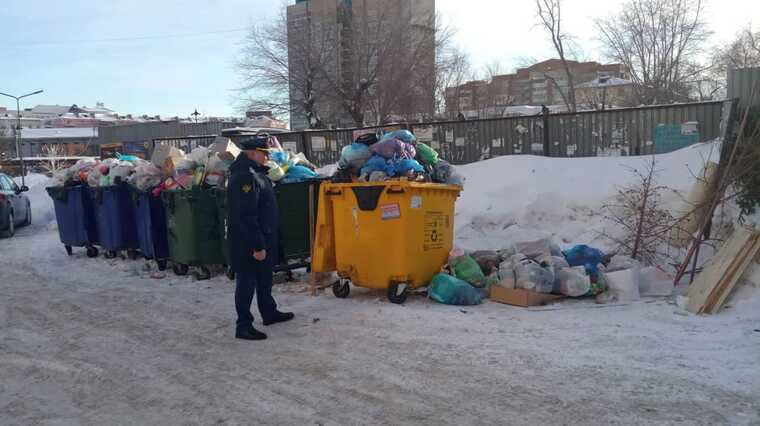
[
  {"x1": 438, "y1": 46, "x2": 472, "y2": 119},
  {"x1": 597, "y1": 157, "x2": 681, "y2": 267},
  {"x1": 40, "y1": 144, "x2": 66, "y2": 175},
  {"x1": 321, "y1": 2, "x2": 442, "y2": 127},
  {"x1": 717, "y1": 26, "x2": 760, "y2": 71},
  {"x1": 697, "y1": 25, "x2": 760, "y2": 100},
  {"x1": 236, "y1": 8, "x2": 337, "y2": 128},
  {"x1": 596, "y1": 0, "x2": 712, "y2": 105},
  {"x1": 536, "y1": 0, "x2": 578, "y2": 112}
]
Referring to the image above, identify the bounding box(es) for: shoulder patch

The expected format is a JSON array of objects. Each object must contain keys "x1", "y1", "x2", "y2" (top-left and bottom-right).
[{"x1": 242, "y1": 184, "x2": 252, "y2": 193}]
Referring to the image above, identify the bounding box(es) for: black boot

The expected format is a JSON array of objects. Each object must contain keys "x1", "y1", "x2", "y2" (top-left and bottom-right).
[
  {"x1": 262, "y1": 311, "x2": 295, "y2": 326},
  {"x1": 235, "y1": 327, "x2": 267, "y2": 340}
]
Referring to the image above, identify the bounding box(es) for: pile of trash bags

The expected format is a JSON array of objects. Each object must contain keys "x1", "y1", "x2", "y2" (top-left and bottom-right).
[
  {"x1": 335, "y1": 129, "x2": 465, "y2": 185},
  {"x1": 265, "y1": 147, "x2": 320, "y2": 184},
  {"x1": 49, "y1": 135, "x2": 323, "y2": 194},
  {"x1": 427, "y1": 238, "x2": 674, "y2": 306}
]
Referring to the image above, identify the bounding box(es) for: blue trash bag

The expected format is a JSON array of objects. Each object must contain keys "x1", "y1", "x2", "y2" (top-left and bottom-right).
[
  {"x1": 360, "y1": 155, "x2": 395, "y2": 177},
  {"x1": 393, "y1": 158, "x2": 424, "y2": 175},
  {"x1": 116, "y1": 153, "x2": 140, "y2": 163},
  {"x1": 563, "y1": 245, "x2": 605, "y2": 275},
  {"x1": 270, "y1": 150, "x2": 290, "y2": 166},
  {"x1": 432, "y1": 160, "x2": 465, "y2": 185},
  {"x1": 428, "y1": 273, "x2": 487, "y2": 306},
  {"x1": 382, "y1": 129, "x2": 417, "y2": 145},
  {"x1": 338, "y1": 143, "x2": 373, "y2": 171},
  {"x1": 280, "y1": 165, "x2": 320, "y2": 184}
]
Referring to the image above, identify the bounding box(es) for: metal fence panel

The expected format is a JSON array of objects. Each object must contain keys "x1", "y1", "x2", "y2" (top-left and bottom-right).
[
  {"x1": 728, "y1": 67, "x2": 760, "y2": 109},
  {"x1": 130, "y1": 101, "x2": 725, "y2": 168}
]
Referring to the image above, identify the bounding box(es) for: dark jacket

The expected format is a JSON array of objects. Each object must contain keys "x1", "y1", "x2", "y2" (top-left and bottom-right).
[{"x1": 227, "y1": 155, "x2": 280, "y2": 274}]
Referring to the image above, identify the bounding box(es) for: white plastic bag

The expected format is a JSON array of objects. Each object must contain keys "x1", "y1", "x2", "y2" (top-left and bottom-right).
[
  {"x1": 187, "y1": 146, "x2": 211, "y2": 167},
  {"x1": 639, "y1": 267, "x2": 673, "y2": 296},
  {"x1": 605, "y1": 255, "x2": 641, "y2": 291},
  {"x1": 605, "y1": 269, "x2": 641, "y2": 302},
  {"x1": 498, "y1": 260, "x2": 514, "y2": 282},
  {"x1": 513, "y1": 239, "x2": 554, "y2": 262},
  {"x1": 557, "y1": 266, "x2": 591, "y2": 297},
  {"x1": 550, "y1": 256, "x2": 570, "y2": 292},
  {"x1": 513, "y1": 254, "x2": 554, "y2": 293}
]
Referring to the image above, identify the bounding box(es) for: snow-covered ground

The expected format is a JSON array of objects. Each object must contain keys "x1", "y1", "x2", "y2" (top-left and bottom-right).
[
  {"x1": 2, "y1": 146, "x2": 760, "y2": 425},
  {"x1": 455, "y1": 142, "x2": 723, "y2": 252}
]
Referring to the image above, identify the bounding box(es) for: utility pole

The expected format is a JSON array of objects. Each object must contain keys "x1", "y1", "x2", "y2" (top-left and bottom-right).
[
  {"x1": 0, "y1": 90, "x2": 44, "y2": 186},
  {"x1": 191, "y1": 109, "x2": 201, "y2": 123}
]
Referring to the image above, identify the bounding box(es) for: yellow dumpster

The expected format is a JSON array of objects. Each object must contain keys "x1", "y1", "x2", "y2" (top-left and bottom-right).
[{"x1": 312, "y1": 181, "x2": 462, "y2": 303}]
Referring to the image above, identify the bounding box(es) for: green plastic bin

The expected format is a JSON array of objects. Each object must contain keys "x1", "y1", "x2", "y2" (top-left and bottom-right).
[
  {"x1": 162, "y1": 188, "x2": 226, "y2": 279},
  {"x1": 274, "y1": 179, "x2": 322, "y2": 271}
]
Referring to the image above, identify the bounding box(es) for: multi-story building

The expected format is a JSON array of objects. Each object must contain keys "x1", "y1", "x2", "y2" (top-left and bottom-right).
[
  {"x1": 446, "y1": 59, "x2": 631, "y2": 117},
  {"x1": 575, "y1": 76, "x2": 636, "y2": 109},
  {"x1": 287, "y1": 0, "x2": 435, "y2": 130},
  {"x1": 444, "y1": 80, "x2": 487, "y2": 115},
  {"x1": 0, "y1": 108, "x2": 43, "y2": 138}
]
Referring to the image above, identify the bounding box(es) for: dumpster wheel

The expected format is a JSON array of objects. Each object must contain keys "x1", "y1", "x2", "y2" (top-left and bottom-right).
[
  {"x1": 332, "y1": 279, "x2": 350, "y2": 298},
  {"x1": 387, "y1": 282, "x2": 409, "y2": 304},
  {"x1": 86, "y1": 246, "x2": 99, "y2": 258},
  {"x1": 156, "y1": 259, "x2": 168, "y2": 271},
  {"x1": 194, "y1": 266, "x2": 212, "y2": 281},
  {"x1": 173, "y1": 263, "x2": 189, "y2": 276},
  {"x1": 65, "y1": 245, "x2": 73, "y2": 256}
]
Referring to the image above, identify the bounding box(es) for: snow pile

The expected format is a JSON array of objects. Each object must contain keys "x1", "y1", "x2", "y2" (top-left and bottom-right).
[
  {"x1": 14, "y1": 173, "x2": 56, "y2": 227},
  {"x1": 455, "y1": 142, "x2": 722, "y2": 251}
]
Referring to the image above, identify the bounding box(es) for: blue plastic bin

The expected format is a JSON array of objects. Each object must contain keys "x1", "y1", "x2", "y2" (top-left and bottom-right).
[
  {"x1": 45, "y1": 185, "x2": 100, "y2": 257},
  {"x1": 90, "y1": 184, "x2": 139, "y2": 257},
  {"x1": 132, "y1": 188, "x2": 170, "y2": 269}
]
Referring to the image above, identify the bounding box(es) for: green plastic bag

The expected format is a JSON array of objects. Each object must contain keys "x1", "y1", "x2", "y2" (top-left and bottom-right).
[
  {"x1": 428, "y1": 274, "x2": 486, "y2": 306},
  {"x1": 451, "y1": 255, "x2": 497, "y2": 288},
  {"x1": 416, "y1": 143, "x2": 440, "y2": 166}
]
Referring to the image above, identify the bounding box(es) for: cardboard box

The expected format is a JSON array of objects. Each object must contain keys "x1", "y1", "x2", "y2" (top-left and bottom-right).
[
  {"x1": 490, "y1": 285, "x2": 565, "y2": 307},
  {"x1": 209, "y1": 136, "x2": 241, "y2": 162}
]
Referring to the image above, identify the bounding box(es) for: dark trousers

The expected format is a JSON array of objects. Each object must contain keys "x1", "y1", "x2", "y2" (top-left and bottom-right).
[{"x1": 235, "y1": 259, "x2": 277, "y2": 331}]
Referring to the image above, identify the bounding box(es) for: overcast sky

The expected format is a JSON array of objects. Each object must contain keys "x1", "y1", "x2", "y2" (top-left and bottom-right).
[{"x1": 1, "y1": 0, "x2": 757, "y2": 118}]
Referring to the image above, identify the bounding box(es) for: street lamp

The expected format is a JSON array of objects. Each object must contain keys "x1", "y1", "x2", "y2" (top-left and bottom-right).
[{"x1": 0, "y1": 89, "x2": 44, "y2": 186}]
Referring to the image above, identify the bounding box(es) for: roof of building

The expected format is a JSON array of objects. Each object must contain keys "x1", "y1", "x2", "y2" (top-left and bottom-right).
[
  {"x1": 577, "y1": 76, "x2": 634, "y2": 88},
  {"x1": 29, "y1": 105, "x2": 73, "y2": 116},
  {"x1": 19, "y1": 127, "x2": 98, "y2": 139}
]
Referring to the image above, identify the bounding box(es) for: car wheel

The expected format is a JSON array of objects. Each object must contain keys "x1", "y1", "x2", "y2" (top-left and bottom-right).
[
  {"x1": 22, "y1": 203, "x2": 31, "y2": 226},
  {"x1": 1, "y1": 210, "x2": 14, "y2": 238}
]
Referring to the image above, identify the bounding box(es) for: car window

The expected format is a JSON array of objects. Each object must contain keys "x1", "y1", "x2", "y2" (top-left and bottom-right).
[
  {"x1": 0, "y1": 176, "x2": 10, "y2": 191},
  {"x1": 5, "y1": 176, "x2": 18, "y2": 191}
]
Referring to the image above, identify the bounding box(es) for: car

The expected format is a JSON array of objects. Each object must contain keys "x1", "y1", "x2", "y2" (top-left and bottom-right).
[{"x1": 0, "y1": 172, "x2": 31, "y2": 238}]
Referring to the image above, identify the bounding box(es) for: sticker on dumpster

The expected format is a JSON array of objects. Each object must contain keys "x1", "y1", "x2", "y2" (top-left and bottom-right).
[
  {"x1": 381, "y1": 204, "x2": 401, "y2": 220},
  {"x1": 411, "y1": 196, "x2": 422, "y2": 209},
  {"x1": 424, "y1": 211, "x2": 448, "y2": 251}
]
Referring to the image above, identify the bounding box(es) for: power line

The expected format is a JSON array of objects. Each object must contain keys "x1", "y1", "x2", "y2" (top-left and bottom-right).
[{"x1": 6, "y1": 28, "x2": 249, "y2": 47}]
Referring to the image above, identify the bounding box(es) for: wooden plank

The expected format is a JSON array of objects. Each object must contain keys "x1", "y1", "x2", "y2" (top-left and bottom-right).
[
  {"x1": 686, "y1": 227, "x2": 756, "y2": 313},
  {"x1": 702, "y1": 235, "x2": 760, "y2": 314}
]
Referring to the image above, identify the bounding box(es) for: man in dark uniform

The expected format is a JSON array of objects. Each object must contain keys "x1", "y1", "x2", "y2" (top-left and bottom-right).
[{"x1": 227, "y1": 135, "x2": 294, "y2": 340}]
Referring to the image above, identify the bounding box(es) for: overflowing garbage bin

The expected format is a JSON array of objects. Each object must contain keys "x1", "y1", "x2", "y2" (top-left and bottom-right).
[
  {"x1": 132, "y1": 188, "x2": 170, "y2": 270},
  {"x1": 312, "y1": 181, "x2": 462, "y2": 304},
  {"x1": 46, "y1": 185, "x2": 99, "y2": 257},
  {"x1": 162, "y1": 187, "x2": 227, "y2": 280},
  {"x1": 90, "y1": 184, "x2": 139, "y2": 259}
]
